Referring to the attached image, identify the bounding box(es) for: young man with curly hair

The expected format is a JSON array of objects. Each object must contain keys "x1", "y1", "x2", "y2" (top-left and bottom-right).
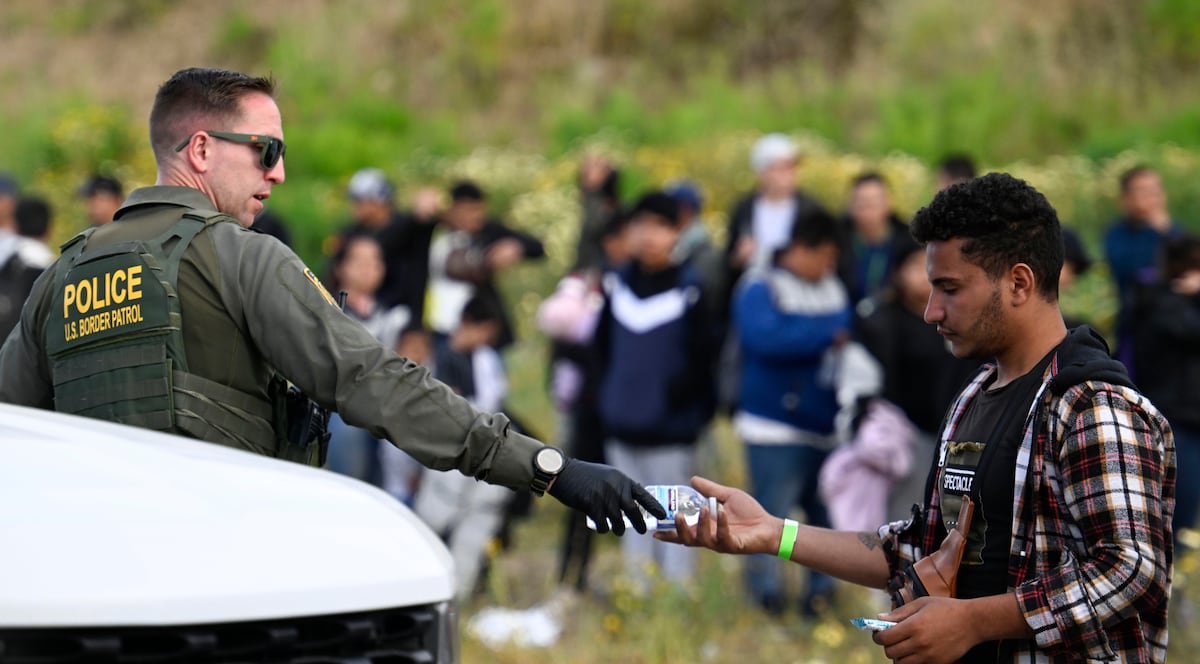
[{"x1": 663, "y1": 173, "x2": 1176, "y2": 663}]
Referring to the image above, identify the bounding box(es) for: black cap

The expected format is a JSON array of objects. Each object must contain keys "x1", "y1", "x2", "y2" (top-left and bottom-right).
[
  {"x1": 0, "y1": 172, "x2": 18, "y2": 197},
  {"x1": 79, "y1": 174, "x2": 123, "y2": 198}
]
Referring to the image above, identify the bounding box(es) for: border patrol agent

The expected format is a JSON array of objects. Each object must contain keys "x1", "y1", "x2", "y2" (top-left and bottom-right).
[{"x1": 0, "y1": 67, "x2": 664, "y2": 535}]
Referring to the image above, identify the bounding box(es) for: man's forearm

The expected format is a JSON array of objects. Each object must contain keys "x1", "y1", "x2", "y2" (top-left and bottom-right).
[
  {"x1": 781, "y1": 521, "x2": 891, "y2": 589},
  {"x1": 965, "y1": 593, "x2": 1034, "y2": 642}
]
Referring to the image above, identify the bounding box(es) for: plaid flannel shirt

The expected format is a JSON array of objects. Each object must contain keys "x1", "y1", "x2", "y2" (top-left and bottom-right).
[{"x1": 884, "y1": 354, "x2": 1176, "y2": 663}]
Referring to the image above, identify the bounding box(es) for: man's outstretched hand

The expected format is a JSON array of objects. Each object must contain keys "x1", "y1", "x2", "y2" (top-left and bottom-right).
[
  {"x1": 548, "y1": 459, "x2": 667, "y2": 535},
  {"x1": 655, "y1": 476, "x2": 780, "y2": 556}
]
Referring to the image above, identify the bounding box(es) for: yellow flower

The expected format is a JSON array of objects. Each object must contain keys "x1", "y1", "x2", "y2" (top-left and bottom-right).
[
  {"x1": 812, "y1": 621, "x2": 847, "y2": 650},
  {"x1": 603, "y1": 613, "x2": 622, "y2": 633}
]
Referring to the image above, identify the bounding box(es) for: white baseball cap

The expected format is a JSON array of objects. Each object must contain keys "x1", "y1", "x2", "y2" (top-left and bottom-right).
[{"x1": 750, "y1": 134, "x2": 799, "y2": 173}]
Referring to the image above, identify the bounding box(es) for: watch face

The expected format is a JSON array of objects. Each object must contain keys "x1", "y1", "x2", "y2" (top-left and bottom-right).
[{"x1": 535, "y1": 447, "x2": 565, "y2": 474}]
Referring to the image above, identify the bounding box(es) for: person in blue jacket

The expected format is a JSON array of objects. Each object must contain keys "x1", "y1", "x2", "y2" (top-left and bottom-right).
[{"x1": 732, "y1": 205, "x2": 852, "y2": 615}]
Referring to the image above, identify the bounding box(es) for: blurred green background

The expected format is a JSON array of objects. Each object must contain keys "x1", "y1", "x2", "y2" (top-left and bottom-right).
[
  {"x1": 3, "y1": 1, "x2": 1198, "y2": 661},
  {"x1": 7, "y1": 0, "x2": 1200, "y2": 340},
  {"x1": 5, "y1": 0, "x2": 1200, "y2": 259}
]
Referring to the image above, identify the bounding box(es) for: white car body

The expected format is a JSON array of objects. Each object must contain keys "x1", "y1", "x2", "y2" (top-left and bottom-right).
[{"x1": 0, "y1": 403, "x2": 457, "y2": 662}]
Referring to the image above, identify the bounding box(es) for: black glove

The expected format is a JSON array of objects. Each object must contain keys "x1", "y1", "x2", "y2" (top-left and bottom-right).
[{"x1": 548, "y1": 459, "x2": 667, "y2": 535}]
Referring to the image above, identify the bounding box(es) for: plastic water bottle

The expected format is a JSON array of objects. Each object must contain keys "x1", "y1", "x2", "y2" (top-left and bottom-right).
[{"x1": 586, "y1": 485, "x2": 718, "y2": 533}]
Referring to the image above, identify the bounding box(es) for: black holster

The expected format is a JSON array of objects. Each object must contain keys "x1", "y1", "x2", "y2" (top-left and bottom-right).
[{"x1": 271, "y1": 377, "x2": 331, "y2": 467}]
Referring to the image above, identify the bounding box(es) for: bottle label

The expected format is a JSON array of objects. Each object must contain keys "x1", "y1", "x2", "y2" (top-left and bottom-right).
[
  {"x1": 650, "y1": 485, "x2": 703, "y2": 531},
  {"x1": 662, "y1": 486, "x2": 677, "y2": 515}
]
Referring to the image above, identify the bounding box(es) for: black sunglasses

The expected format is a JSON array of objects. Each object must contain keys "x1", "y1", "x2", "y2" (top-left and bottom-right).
[{"x1": 174, "y1": 131, "x2": 286, "y2": 170}]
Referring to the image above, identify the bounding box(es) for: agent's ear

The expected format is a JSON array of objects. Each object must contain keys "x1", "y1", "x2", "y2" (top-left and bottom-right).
[
  {"x1": 179, "y1": 132, "x2": 213, "y2": 174},
  {"x1": 1009, "y1": 263, "x2": 1036, "y2": 306}
]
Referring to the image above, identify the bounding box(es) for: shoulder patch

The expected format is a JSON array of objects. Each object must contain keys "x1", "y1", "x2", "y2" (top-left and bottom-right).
[{"x1": 303, "y1": 267, "x2": 339, "y2": 307}]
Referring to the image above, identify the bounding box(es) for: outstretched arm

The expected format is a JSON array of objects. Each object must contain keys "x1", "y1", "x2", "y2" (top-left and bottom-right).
[
  {"x1": 658, "y1": 476, "x2": 1038, "y2": 661},
  {"x1": 655, "y1": 476, "x2": 891, "y2": 589}
]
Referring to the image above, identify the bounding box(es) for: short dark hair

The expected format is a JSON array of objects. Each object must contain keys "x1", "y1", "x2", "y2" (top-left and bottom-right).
[
  {"x1": 911, "y1": 172, "x2": 1063, "y2": 300},
  {"x1": 332, "y1": 230, "x2": 381, "y2": 268},
  {"x1": 630, "y1": 191, "x2": 681, "y2": 227},
  {"x1": 80, "y1": 174, "x2": 123, "y2": 198},
  {"x1": 852, "y1": 171, "x2": 887, "y2": 189},
  {"x1": 450, "y1": 181, "x2": 486, "y2": 203},
  {"x1": 601, "y1": 208, "x2": 630, "y2": 239},
  {"x1": 788, "y1": 205, "x2": 840, "y2": 249},
  {"x1": 1061, "y1": 228, "x2": 1092, "y2": 275},
  {"x1": 937, "y1": 155, "x2": 977, "y2": 182},
  {"x1": 15, "y1": 196, "x2": 51, "y2": 238},
  {"x1": 149, "y1": 67, "x2": 275, "y2": 162},
  {"x1": 889, "y1": 230, "x2": 923, "y2": 268},
  {"x1": 1119, "y1": 165, "x2": 1158, "y2": 193},
  {"x1": 400, "y1": 321, "x2": 430, "y2": 338},
  {"x1": 460, "y1": 294, "x2": 503, "y2": 325}
]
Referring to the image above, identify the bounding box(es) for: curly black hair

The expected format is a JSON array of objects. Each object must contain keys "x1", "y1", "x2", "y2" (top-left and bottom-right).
[{"x1": 911, "y1": 172, "x2": 1063, "y2": 301}]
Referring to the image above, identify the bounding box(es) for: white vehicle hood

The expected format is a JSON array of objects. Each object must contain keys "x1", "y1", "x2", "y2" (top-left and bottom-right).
[{"x1": 0, "y1": 403, "x2": 454, "y2": 627}]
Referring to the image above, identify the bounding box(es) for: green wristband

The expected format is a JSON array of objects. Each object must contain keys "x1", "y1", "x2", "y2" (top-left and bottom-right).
[{"x1": 778, "y1": 518, "x2": 799, "y2": 560}]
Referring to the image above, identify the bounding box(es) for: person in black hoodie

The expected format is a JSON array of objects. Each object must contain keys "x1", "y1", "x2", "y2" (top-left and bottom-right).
[
  {"x1": 660, "y1": 173, "x2": 1174, "y2": 663},
  {"x1": 1132, "y1": 234, "x2": 1200, "y2": 550}
]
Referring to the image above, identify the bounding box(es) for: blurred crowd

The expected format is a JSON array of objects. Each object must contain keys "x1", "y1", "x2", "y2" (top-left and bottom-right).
[{"x1": 2, "y1": 135, "x2": 1196, "y2": 613}]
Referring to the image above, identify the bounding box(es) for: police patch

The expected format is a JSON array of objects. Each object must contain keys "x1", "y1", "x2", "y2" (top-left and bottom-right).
[
  {"x1": 47, "y1": 252, "x2": 169, "y2": 356},
  {"x1": 303, "y1": 267, "x2": 339, "y2": 307}
]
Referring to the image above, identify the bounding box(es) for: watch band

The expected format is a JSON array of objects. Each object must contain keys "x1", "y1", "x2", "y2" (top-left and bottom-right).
[{"x1": 530, "y1": 470, "x2": 553, "y2": 497}]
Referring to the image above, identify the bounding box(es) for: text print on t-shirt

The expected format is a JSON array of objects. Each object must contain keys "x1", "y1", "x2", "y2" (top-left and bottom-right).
[{"x1": 940, "y1": 440, "x2": 988, "y2": 565}]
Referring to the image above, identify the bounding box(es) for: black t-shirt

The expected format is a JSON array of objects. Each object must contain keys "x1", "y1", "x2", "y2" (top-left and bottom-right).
[{"x1": 936, "y1": 349, "x2": 1055, "y2": 663}]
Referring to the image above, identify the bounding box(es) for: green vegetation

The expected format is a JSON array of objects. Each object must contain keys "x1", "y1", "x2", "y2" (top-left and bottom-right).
[{"x1": 4, "y1": 0, "x2": 1200, "y2": 263}]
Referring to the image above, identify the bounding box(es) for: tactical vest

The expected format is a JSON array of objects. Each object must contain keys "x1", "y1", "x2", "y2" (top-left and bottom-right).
[{"x1": 44, "y1": 210, "x2": 282, "y2": 457}]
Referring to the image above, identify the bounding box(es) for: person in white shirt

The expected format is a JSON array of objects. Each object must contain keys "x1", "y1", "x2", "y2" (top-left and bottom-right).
[{"x1": 14, "y1": 196, "x2": 55, "y2": 269}]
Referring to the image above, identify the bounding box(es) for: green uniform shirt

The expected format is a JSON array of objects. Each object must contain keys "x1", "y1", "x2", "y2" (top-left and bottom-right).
[{"x1": 0, "y1": 186, "x2": 540, "y2": 490}]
